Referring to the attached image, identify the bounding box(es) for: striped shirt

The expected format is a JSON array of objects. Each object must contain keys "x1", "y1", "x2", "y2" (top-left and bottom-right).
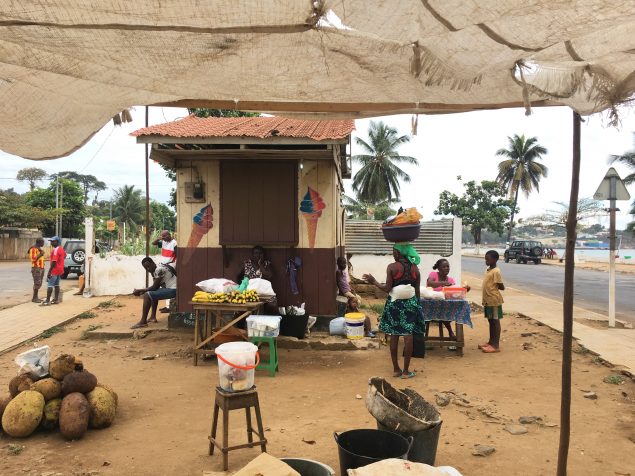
[
  {"x1": 159, "y1": 239, "x2": 177, "y2": 264},
  {"x1": 29, "y1": 246, "x2": 45, "y2": 269}
]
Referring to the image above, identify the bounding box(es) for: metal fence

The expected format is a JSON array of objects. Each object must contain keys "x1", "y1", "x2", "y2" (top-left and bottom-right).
[{"x1": 345, "y1": 219, "x2": 454, "y2": 256}]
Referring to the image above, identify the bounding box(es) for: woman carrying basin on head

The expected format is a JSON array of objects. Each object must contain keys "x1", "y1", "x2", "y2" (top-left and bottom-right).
[{"x1": 363, "y1": 243, "x2": 424, "y2": 379}]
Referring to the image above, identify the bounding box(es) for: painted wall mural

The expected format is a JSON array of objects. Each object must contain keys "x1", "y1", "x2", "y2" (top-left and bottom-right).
[
  {"x1": 299, "y1": 187, "x2": 326, "y2": 249},
  {"x1": 187, "y1": 203, "x2": 213, "y2": 248}
]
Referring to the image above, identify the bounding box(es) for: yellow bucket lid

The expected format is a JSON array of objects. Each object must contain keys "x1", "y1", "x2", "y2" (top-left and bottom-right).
[{"x1": 345, "y1": 312, "x2": 365, "y2": 320}]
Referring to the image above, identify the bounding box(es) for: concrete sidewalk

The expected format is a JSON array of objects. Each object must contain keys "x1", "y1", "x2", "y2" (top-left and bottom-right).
[
  {"x1": 0, "y1": 290, "x2": 103, "y2": 355},
  {"x1": 465, "y1": 271, "x2": 635, "y2": 373}
]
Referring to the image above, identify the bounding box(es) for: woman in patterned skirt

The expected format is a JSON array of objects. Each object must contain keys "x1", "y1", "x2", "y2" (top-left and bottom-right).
[{"x1": 363, "y1": 243, "x2": 423, "y2": 379}]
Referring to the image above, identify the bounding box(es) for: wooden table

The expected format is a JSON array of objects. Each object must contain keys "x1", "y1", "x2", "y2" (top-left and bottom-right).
[
  {"x1": 420, "y1": 299, "x2": 473, "y2": 357},
  {"x1": 190, "y1": 301, "x2": 264, "y2": 366}
]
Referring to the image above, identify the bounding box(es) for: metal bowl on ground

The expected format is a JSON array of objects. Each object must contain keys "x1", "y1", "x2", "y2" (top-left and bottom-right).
[
  {"x1": 366, "y1": 377, "x2": 441, "y2": 433},
  {"x1": 381, "y1": 223, "x2": 421, "y2": 242}
]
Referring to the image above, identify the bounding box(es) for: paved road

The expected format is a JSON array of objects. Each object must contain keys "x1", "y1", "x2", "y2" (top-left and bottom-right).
[
  {"x1": 462, "y1": 256, "x2": 635, "y2": 324},
  {"x1": 0, "y1": 261, "x2": 77, "y2": 310}
]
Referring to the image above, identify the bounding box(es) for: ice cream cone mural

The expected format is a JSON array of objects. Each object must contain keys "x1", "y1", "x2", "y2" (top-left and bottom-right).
[
  {"x1": 187, "y1": 203, "x2": 213, "y2": 248},
  {"x1": 300, "y1": 187, "x2": 326, "y2": 249}
]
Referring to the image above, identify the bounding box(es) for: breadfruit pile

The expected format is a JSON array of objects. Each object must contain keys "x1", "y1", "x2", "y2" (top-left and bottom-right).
[{"x1": 1, "y1": 353, "x2": 118, "y2": 440}]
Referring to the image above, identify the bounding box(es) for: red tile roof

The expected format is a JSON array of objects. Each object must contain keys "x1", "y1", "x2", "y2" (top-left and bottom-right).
[{"x1": 131, "y1": 115, "x2": 355, "y2": 141}]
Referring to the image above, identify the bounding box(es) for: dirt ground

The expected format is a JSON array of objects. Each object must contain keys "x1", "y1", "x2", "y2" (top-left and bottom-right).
[{"x1": 0, "y1": 295, "x2": 634, "y2": 476}]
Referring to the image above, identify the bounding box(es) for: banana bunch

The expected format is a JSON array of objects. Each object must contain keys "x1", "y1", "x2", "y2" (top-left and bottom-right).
[
  {"x1": 192, "y1": 290, "x2": 259, "y2": 303},
  {"x1": 226, "y1": 290, "x2": 259, "y2": 304}
]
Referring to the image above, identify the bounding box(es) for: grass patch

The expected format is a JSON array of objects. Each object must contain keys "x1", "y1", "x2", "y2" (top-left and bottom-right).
[
  {"x1": 41, "y1": 326, "x2": 64, "y2": 339},
  {"x1": 359, "y1": 303, "x2": 369, "y2": 310},
  {"x1": 7, "y1": 444, "x2": 24, "y2": 456},
  {"x1": 98, "y1": 299, "x2": 123, "y2": 309},
  {"x1": 77, "y1": 311, "x2": 97, "y2": 319},
  {"x1": 81, "y1": 324, "x2": 103, "y2": 340},
  {"x1": 369, "y1": 303, "x2": 385, "y2": 316},
  {"x1": 603, "y1": 374, "x2": 625, "y2": 385}
]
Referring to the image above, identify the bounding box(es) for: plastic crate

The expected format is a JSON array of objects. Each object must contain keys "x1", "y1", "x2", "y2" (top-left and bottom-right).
[
  {"x1": 246, "y1": 315, "x2": 281, "y2": 337},
  {"x1": 443, "y1": 287, "x2": 467, "y2": 300}
]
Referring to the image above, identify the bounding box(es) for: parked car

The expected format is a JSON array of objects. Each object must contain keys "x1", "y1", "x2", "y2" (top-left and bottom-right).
[
  {"x1": 504, "y1": 240, "x2": 544, "y2": 265},
  {"x1": 62, "y1": 240, "x2": 109, "y2": 278}
]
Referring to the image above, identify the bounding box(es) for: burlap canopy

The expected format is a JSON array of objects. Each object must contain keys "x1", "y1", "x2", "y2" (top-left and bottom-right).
[{"x1": 1, "y1": 1, "x2": 634, "y2": 159}]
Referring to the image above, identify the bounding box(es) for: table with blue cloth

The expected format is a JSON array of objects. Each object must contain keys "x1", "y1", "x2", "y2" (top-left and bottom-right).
[{"x1": 419, "y1": 299, "x2": 472, "y2": 356}]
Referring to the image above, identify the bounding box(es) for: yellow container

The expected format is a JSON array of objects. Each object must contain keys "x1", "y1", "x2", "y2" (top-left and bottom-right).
[{"x1": 344, "y1": 312, "x2": 365, "y2": 340}]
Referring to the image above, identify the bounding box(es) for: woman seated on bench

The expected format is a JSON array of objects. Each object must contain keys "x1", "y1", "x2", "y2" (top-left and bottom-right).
[{"x1": 426, "y1": 259, "x2": 470, "y2": 341}]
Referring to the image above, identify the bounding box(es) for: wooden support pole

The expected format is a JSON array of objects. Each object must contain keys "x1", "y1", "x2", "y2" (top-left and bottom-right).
[
  {"x1": 145, "y1": 106, "x2": 150, "y2": 286},
  {"x1": 557, "y1": 110, "x2": 581, "y2": 476}
]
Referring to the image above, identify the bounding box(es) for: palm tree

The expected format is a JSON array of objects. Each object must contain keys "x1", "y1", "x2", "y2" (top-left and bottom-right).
[
  {"x1": 496, "y1": 134, "x2": 548, "y2": 244},
  {"x1": 112, "y1": 185, "x2": 145, "y2": 233},
  {"x1": 609, "y1": 133, "x2": 635, "y2": 185},
  {"x1": 609, "y1": 134, "x2": 635, "y2": 229},
  {"x1": 343, "y1": 194, "x2": 397, "y2": 220},
  {"x1": 352, "y1": 121, "x2": 418, "y2": 203}
]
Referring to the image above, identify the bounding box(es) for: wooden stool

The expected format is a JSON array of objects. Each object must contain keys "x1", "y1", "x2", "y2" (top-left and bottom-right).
[
  {"x1": 249, "y1": 336, "x2": 279, "y2": 377},
  {"x1": 208, "y1": 386, "x2": 267, "y2": 471}
]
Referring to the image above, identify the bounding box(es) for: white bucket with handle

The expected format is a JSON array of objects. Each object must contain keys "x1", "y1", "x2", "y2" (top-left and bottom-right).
[{"x1": 215, "y1": 342, "x2": 259, "y2": 392}]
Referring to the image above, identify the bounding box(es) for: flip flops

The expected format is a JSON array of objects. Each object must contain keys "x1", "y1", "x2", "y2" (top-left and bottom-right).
[
  {"x1": 477, "y1": 342, "x2": 490, "y2": 350},
  {"x1": 392, "y1": 370, "x2": 403, "y2": 377},
  {"x1": 401, "y1": 371, "x2": 416, "y2": 379},
  {"x1": 481, "y1": 344, "x2": 500, "y2": 353},
  {"x1": 130, "y1": 323, "x2": 148, "y2": 329}
]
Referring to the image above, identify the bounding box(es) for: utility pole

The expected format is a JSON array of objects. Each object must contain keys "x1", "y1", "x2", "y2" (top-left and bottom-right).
[
  {"x1": 59, "y1": 181, "x2": 63, "y2": 240},
  {"x1": 593, "y1": 167, "x2": 630, "y2": 328},
  {"x1": 55, "y1": 176, "x2": 59, "y2": 236}
]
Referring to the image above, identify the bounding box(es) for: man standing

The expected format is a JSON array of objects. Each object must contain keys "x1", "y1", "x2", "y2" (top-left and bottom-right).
[
  {"x1": 42, "y1": 236, "x2": 66, "y2": 306},
  {"x1": 130, "y1": 257, "x2": 177, "y2": 329},
  {"x1": 152, "y1": 230, "x2": 177, "y2": 264},
  {"x1": 152, "y1": 230, "x2": 177, "y2": 312},
  {"x1": 28, "y1": 237, "x2": 45, "y2": 303}
]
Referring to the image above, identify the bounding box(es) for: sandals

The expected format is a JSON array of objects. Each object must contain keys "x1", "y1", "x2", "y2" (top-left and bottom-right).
[
  {"x1": 401, "y1": 371, "x2": 416, "y2": 379},
  {"x1": 481, "y1": 344, "x2": 500, "y2": 353},
  {"x1": 392, "y1": 371, "x2": 403, "y2": 377},
  {"x1": 130, "y1": 323, "x2": 148, "y2": 329},
  {"x1": 477, "y1": 342, "x2": 490, "y2": 350},
  {"x1": 40, "y1": 300, "x2": 57, "y2": 306}
]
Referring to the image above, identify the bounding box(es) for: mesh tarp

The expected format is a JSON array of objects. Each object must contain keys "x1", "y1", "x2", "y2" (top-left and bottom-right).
[{"x1": 1, "y1": 1, "x2": 634, "y2": 159}]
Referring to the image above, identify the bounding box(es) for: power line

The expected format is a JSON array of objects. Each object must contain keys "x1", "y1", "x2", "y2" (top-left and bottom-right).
[{"x1": 79, "y1": 124, "x2": 116, "y2": 173}]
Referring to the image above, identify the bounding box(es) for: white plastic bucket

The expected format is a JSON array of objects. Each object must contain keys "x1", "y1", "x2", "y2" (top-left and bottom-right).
[
  {"x1": 345, "y1": 313, "x2": 365, "y2": 340},
  {"x1": 215, "y1": 342, "x2": 259, "y2": 392}
]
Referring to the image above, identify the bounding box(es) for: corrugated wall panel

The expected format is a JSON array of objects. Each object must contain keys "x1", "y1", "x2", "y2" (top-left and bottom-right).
[{"x1": 345, "y1": 219, "x2": 454, "y2": 256}]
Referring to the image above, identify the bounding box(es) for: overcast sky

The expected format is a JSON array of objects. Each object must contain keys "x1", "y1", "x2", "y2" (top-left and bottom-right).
[{"x1": 1, "y1": 105, "x2": 634, "y2": 229}]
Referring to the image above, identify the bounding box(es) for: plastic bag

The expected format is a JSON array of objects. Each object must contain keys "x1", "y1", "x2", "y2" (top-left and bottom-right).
[
  {"x1": 196, "y1": 278, "x2": 238, "y2": 294},
  {"x1": 421, "y1": 287, "x2": 445, "y2": 300},
  {"x1": 329, "y1": 317, "x2": 347, "y2": 336},
  {"x1": 389, "y1": 284, "x2": 416, "y2": 301},
  {"x1": 384, "y1": 207, "x2": 422, "y2": 226},
  {"x1": 285, "y1": 303, "x2": 305, "y2": 316},
  {"x1": 247, "y1": 278, "x2": 275, "y2": 296},
  {"x1": 15, "y1": 345, "x2": 51, "y2": 378}
]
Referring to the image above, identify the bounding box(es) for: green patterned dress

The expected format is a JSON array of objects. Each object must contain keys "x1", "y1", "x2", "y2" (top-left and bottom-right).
[{"x1": 379, "y1": 261, "x2": 424, "y2": 336}]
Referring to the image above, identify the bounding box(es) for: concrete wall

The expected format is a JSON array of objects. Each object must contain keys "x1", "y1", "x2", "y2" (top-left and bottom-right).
[
  {"x1": 349, "y1": 218, "x2": 466, "y2": 287},
  {"x1": 90, "y1": 254, "x2": 162, "y2": 296}
]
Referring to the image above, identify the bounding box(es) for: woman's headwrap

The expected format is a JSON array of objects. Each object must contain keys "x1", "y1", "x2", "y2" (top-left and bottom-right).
[{"x1": 393, "y1": 243, "x2": 421, "y2": 265}]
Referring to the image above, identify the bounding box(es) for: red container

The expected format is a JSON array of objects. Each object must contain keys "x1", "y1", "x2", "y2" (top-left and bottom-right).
[{"x1": 443, "y1": 287, "x2": 467, "y2": 300}]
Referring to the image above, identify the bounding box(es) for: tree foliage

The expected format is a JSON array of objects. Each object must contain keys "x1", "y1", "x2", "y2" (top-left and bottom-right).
[
  {"x1": 51, "y1": 171, "x2": 107, "y2": 204},
  {"x1": 434, "y1": 180, "x2": 515, "y2": 246},
  {"x1": 16, "y1": 167, "x2": 48, "y2": 191},
  {"x1": 609, "y1": 133, "x2": 635, "y2": 230},
  {"x1": 0, "y1": 188, "x2": 55, "y2": 228},
  {"x1": 343, "y1": 194, "x2": 397, "y2": 221},
  {"x1": 25, "y1": 179, "x2": 86, "y2": 237},
  {"x1": 352, "y1": 121, "x2": 418, "y2": 203},
  {"x1": 188, "y1": 108, "x2": 260, "y2": 118},
  {"x1": 112, "y1": 185, "x2": 145, "y2": 231},
  {"x1": 527, "y1": 198, "x2": 604, "y2": 231},
  {"x1": 150, "y1": 200, "x2": 176, "y2": 232}
]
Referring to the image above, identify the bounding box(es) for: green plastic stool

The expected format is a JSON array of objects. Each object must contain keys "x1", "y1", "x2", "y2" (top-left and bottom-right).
[{"x1": 249, "y1": 336, "x2": 279, "y2": 377}]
